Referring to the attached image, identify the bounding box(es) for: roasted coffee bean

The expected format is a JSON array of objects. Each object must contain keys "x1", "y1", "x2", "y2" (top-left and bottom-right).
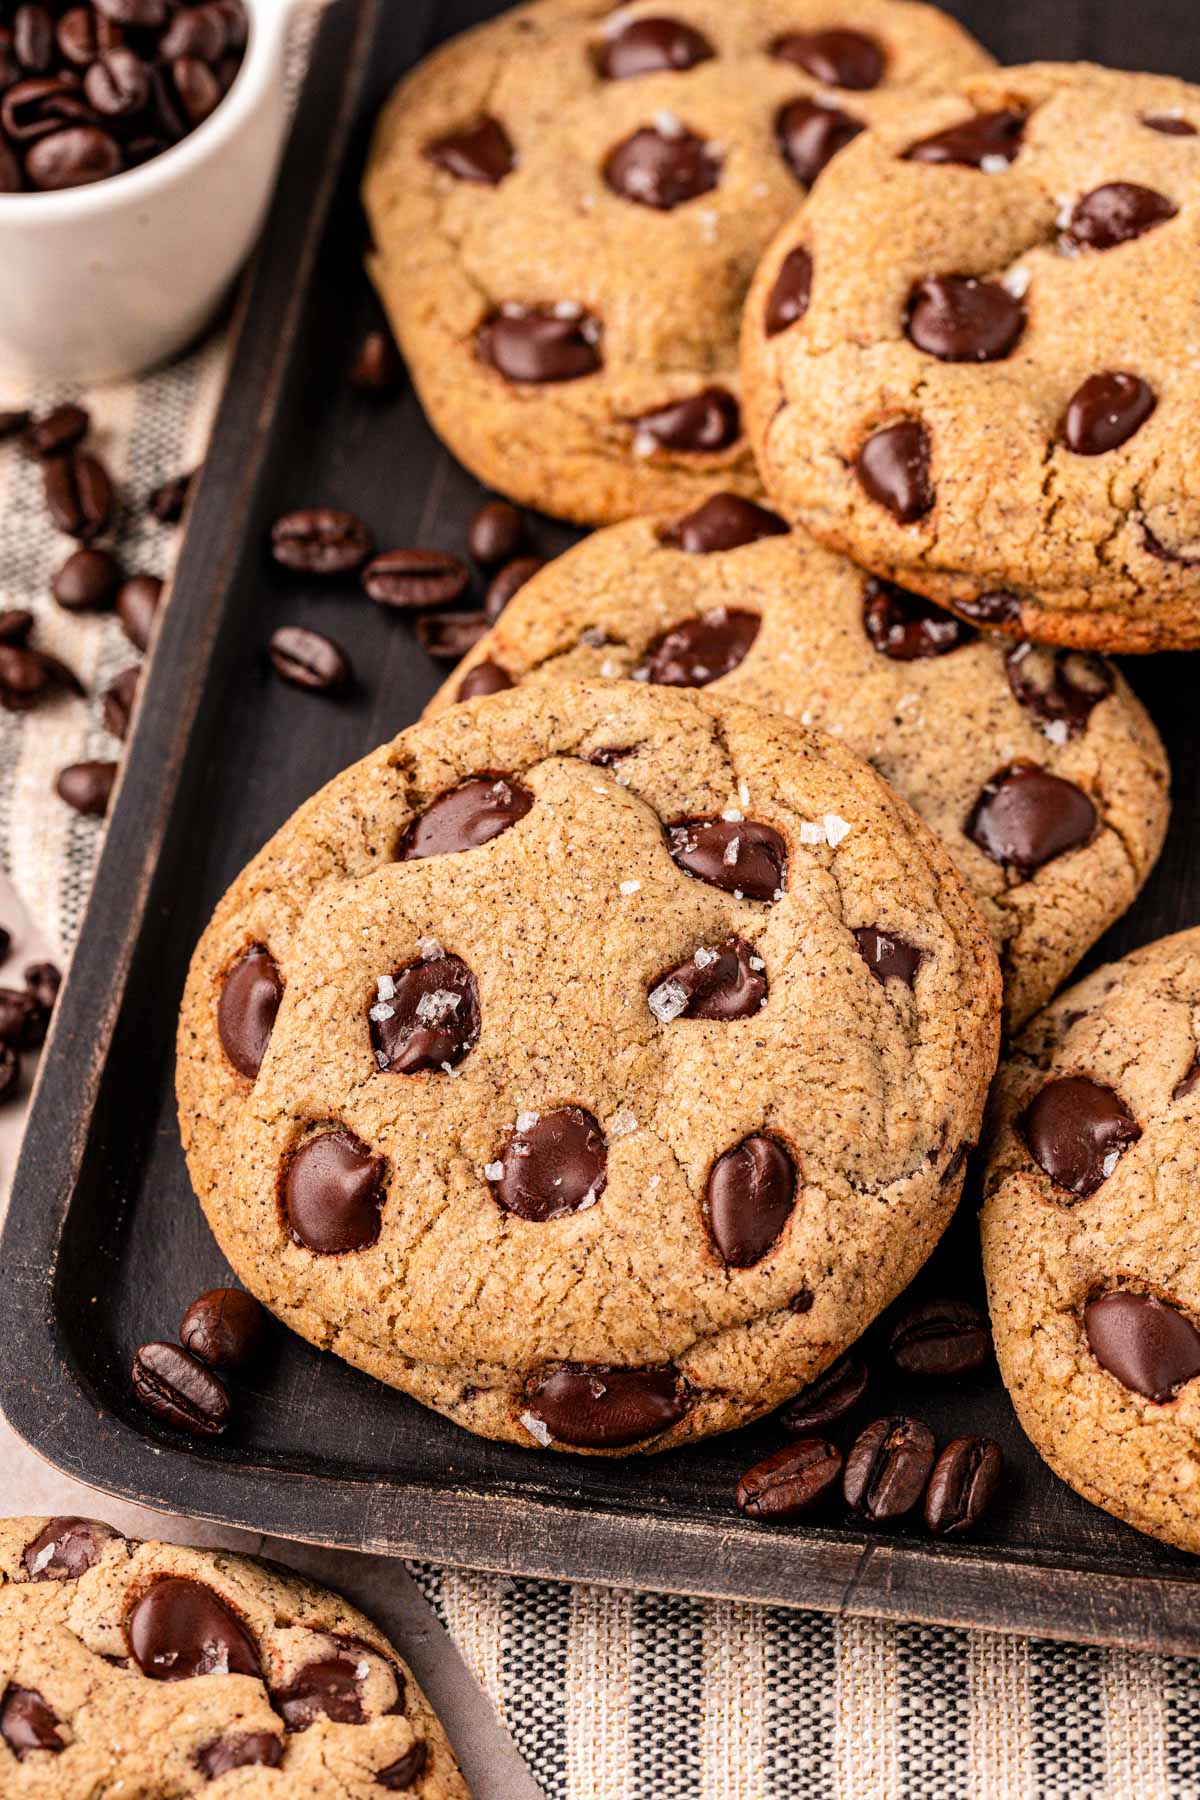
[
  {"x1": 56, "y1": 6, "x2": 123, "y2": 66},
  {"x1": 706, "y1": 1133, "x2": 796, "y2": 1266},
  {"x1": 2, "y1": 75, "x2": 91, "y2": 145},
  {"x1": 401, "y1": 775, "x2": 532, "y2": 858},
  {"x1": 736, "y1": 1438, "x2": 843, "y2": 1521},
  {"x1": 160, "y1": 2, "x2": 226, "y2": 60},
  {"x1": 667, "y1": 817, "x2": 787, "y2": 901},
  {"x1": 0, "y1": 610, "x2": 33, "y2": 645},
  {"x1": 171, "y1": 55, "x2": 221, "y2": 127},
  {"x1": 779, "y1": 1351, "x2": 869, "y2": 1433},
  {"x1": 84, "y1": 46, "x2": 150, "y2": 117},
  {"x1": 524, "y1": 1363, "x2": 687, "y2": 1447},
  {"x1": 456, "y1": 660, "x2": 512, "y2": 702},
  {"x1": 0, "y1": 643, "x2": 83, "y2": 710},
  {"x1": 22, "y1": 1516, "x2": 117, "y2": 1581},
  {"x1": 771, "y1": 26, "x2": 884, "y2": 89},
  {"x1": 0, "y1": 1043, "x2": 20, "y2": 1103},
  {"x1": 0, "y1": 409, "x2": 31, "y2": 440},
  {"x1": 27, "y1": 124, "x2": 122, "y2": 188},
  {"x1": 863, "y1": 579, "x2": 972, "y2": 660},
  {"x1": 53, "y1": 545, "x2": 121, "y2": 611},
  {"x1": 966, "y1": 760, "x2": 1096, "y2": 876},
  {"x1": 1021, "y1": 1075, "x2": 1140, "y2": 1197},
  {"x1": 638, "y1": 607, "x2": 760, "y2": 686},
  {"x1": 20, "y1": 401, "x2": 88, "y2": 461},
  {"x1": 478, "y1": 307, "x2": 602, "y2": 383},
  {"x1": 765, "y1": 246, "x2": 813, "y2": 335},
  {"x1": 843, "y1": 1415, "x2": 936, "y2": 1522},
  {"x1": 13, "y1": 5, "x2": 54, "y2": 74},
  {"x1": 362, "y1": 548, "x2": 470, "y2": 609},
  {"x1": 604, "y1": 123, "x2": 721, "y2": 210},
  {"x1": 284, "y1": 1129, "x2": 387, "y2": 1255},
  {"x1": 102, "y1": 665, "x2": 140, "y2": 739},
  {"x1": 271, "y1": 508, "x2": 372, "y2": 576},
  {"x1": 1065, "y1": 182, "x2": 1177, "y2": 250},
  {"x1": 906, "y1": 109, "x2": 1025, "y2": 168},
  {"x1": 24, "y1": 961, "x2": 60, "y2": 1012},
  {"x1": 180, "y1": 1287, "x2": 266, "y2": 1370},
  {"x1": 648, "y1": 936, "x2": 767, "y2": 1023},
  {"x1": 889, "y1": 1299, "x2": 991, "y2": 1378},
  {"x1": 492, "y1": 1106, "x2": 607, "y2": 1221},
  {"x1": 485, "y1": 555, "x2": 544, "y2": 621},
  {"x1": 0, "y1": 139, "x2": 20, "y2": 190},
  {"x1": 196, "y1": 1734, "x2": 282, "y2": 1777},
  {"x1": 117, "y1": 573, "x2": 163, "y2": 650},
  {"x1": 856, "y1": 420, "x2": 933, "y2": 522},
  {"x1": 127, "y1": 1575, "x2": 260, "y2": 1680},
  {"x1": 1085, "y1": 1290, "x2": 1200, "y2": 1402},
  {"x1": 907, "y1": 276, "x2": 1024, "y2": 362},
  {"x1": 0, "y1": 1683, "x2": 63, "y2": 1758},
  {"x1": 148, "y1": 468, "x2": 196, "y2": 523},
  {"x1": 597, "y1": 16, "x2": 714, "y2": 80},
  {"x1": 0, "y1": 987, "x2": 45, "y2": 1050},
  {"x1": 44, "y1": 449, "x2": 114, "y2": 540},
  {"x1": 376, "y1": 1744, "x2": 428, "y2": 1791},
  {"x1": 924, "y1": 1436, "x2": 1003, "y2": 1535},
  {"x1": 776, "y1": 98, "x2": 863, "y2": 187},
  {"x1": 425, "y1": 115, "x2": 514, "y2": 184},
  {"x1": 468, "y1": 499, "x2": 525, "y2": 567},
  {"x1": 1063, "y1": 371, "x2": 1156, "y2": 455},
  {"x1": 854, "y1": 925, "x2": 924, "y2": 987},
  {"x1": 56, "y1": 759, "x2": 117, "y2": 816},
  {"x1": 660, "y1": 493, "x2": 788, "y2": 555},
  {"x1": 371, "y1": 950, "x2": 480, "y2": 1075},
  {"x1": 349, "y1": 329, "x2": 402, "y2": 394},
  {"x1": 269, "y1": 625, "x2": 351, "y2": 694},
  {"x1": 218, "y1": 943, "x2": 282, "y2": 1078},
  {"x1": 131, "y1": 1341, "x2": 231, "y2": 1436},
  {"x1": 1005, "y1": 643, "x2": 1112, "y2": 738},
  {"x1": 416, "y1": 610, "x2": 489, "y2": 661},
  {"x1": 631, "y1": 386, "x2": 740, "y2": 453}
]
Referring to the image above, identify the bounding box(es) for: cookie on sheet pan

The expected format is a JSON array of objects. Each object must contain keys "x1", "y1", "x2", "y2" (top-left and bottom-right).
[
  {"x1": 0, "y1": 1515, "x2": 465, "y2": 1794},
  {"x1": 179, "y1": 682, "x2": 1000, "y2": 1454},
  {"x1": 743, "y1": 62, "x2": 1200, "y2": 651},
  {"x1": 982, "y1": 929, "x2": 1200, "y2": 1554},
  {"x1": 361, "y1": 0, "x2": 992, "y2": 526},
  {"x1": 426, "y1": 500, "x2": 1169, "y2": 1029}
]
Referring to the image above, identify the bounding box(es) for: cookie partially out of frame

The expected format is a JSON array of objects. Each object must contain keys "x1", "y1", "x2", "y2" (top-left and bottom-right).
[
  {"x1": 427, "y1": 500, "x2": 1168, "y2": 1029},
  {"x1": 362, "y1": 0, "x2": 991, "y2": 526},
  {"x1": 982, "y1": 930, "x2": 1200, "y2": 1555},
  {"x1": 0, "y1": 1516, "x2": 466, "y2": 1795},
  {"x1": 179, "y1": 682, "x2": 1000, "y2": 1455},
  {"x1": 744, "y1": 62, "x2": 1200, "y2": 651}
]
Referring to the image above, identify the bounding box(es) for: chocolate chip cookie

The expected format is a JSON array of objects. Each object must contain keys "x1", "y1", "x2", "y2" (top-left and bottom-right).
[
  {"x1": 425, "y1": 503, "x2": 1168, "y2": 1029},
  {"x1": 362, "y1": 0, "x2": 991, "y2": 526},
  {"x1": 0, "y1": 1516, "x2": 465, "y2": 1794},
  {"x1": 179, "y1": 681, "x2": 1000, "y2": 1453},
  {"x1": 743, "y1": 62, "x2": 1200, "y2": 651},
  {"x1": 982, "y1": 929, "x2": 1200, "y2": 1554}
]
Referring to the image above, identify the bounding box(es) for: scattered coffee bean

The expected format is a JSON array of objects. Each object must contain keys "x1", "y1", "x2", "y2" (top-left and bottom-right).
[
  {"x1": 416, "y1": 610, "x2": 489, "y2": 661},
  {"x1": 0, "y1": 408, "x2": 31, "y2": 439},
  {"x1": 24, "y1": 961, "x2": 59, "y2": 1012},
  {"x1": 485, "y1": 554, "x2": 544, "y2": 621},
  {"x1": 148, "y1": 467, "x2": 196, "y2": 523},
  {"x1": 56, "y1": 758, "x2": 117, "y2": 816},
  {"x1": 102, "y1": 664, "x2": 139, "y2": 739},
  {"x1": 362, "y1": 548, "x2": 470, "y2": 609},
  {"x1": 270, "y1": 508, "x2": 372, "y2": 576},
  {"x1": 843, "y1": 1415, "x2": 936, "y2": 1522},
  {"x1": 20, "y1": 402, "x2": 87, "y2": 460},
  {"x1": 779, "y1": 1351, "x2": 869, "y2": 1434},
  {"x1": 180, "y1": 1287, "x2": 266, "y2": 1370},
  {"x1": 116, "y1": 573, "x2": 163, "y2": 651},
  {"x1": 52, "y1": 544, "x2": 121, "y2": 610},
  {"x1": 889, "y1": 1299, "x2": 991, "y2": 1378},
  {"x1": 130, "y1": 1340, "x2": 230, "y2": 1436},
  {"x1": 0, "y1": 986, "x2": 45, "y2": 1049},
  {"x1": 468, "y1": 498, "x2": 525, "y2": 567},
  {"x1": 0, "y1": 1043, "x2": 19, "y2": 1102},
  {"x1": 736, "y1": 1438, "x2": 843, "y2": 1521},
  {"x1": 924, "y1": 1436, "x2": 1003, "y2": 1535},
  {"x1": 44, "y1": 448, "x2": 114, "y2": 541},
  {"x1": 0, "y1": 643, "x2": 83, "y2": 710},
  {"x1": 268, "y1": 625, "x2": 350, "y2": 693},
  {"x1": 349, "y1": 330, "x2": 401, "y2": 394}
]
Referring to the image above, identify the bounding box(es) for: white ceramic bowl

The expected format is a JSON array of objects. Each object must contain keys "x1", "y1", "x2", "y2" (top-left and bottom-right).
[{"x1": 0, "y1": 0, "x2": 297, "y2": 384}]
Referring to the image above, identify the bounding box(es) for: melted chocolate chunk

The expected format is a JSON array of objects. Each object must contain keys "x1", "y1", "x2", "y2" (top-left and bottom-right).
[
  {"x1": 1143, "y1": 113, "x2": 1197, "y2": 136},
  {"x1": 856, "y1": 420, "x2": 933, "y2": 523},
  {"x1": 284, "y1": 1130, "x2": 387, "y2": 1255},
  {"x1": 22, "y1": 1516, "x2": 117, "y2": 1581},
  {"x1": 659, "y1": 493, "x2": 787, "y2": 554},
  {"x1": 1021, "y1": 1075, "x2": 1140, "y2": 1198},
  {"x1": 905, "y1": 110, "x2": 1025, "y2": 168},
  {"x1": 400, "y1": 776, "x2": 533, "y2": 858},
  {"x1": 596, "y1": 17, "x2": 714, "y2": 80},
  {"x1": 638, "y1": 607, "x2": 760, "y2": 686},
  {"x1": 275, "y1": 1652, "x2": 376, "y2": 1731},
  {"x1": 196, "y1": 1734, "x2": 283, "y2": 1777},
  {"x1": 457, "y1": 661, "x2": 514, "y2": 702},
  {"x1": 376, "y1": 1743, "x2": 429, "y2": 1790},
  {"x1": 863, "y1": 579, "x2": 973, "y2": 660},
  {"x1": 853, "y1": 926, "x2": 925, "y2": 987},
  {"x1": 706, "y1": 1134, "x2": 797, "y2": 1266},
  {"x1": 425, "y1": 116, "x2": 514, "y2": 184},
  {"x1": 956, "y1": 590, "x2": 1022, "y2": 626},
  {"x1": 667, "y1": 818, "x2": 787, "y2": 901},
  {"x1": 776, "y1": 98, "x2": 862, "y2": 187},
  {"x1": 492, "y1": 1107, "x2": 607, "y2": 1222},
  {"x1": 604, "y1": 123, "x2": 720, "y2": 209},
  {"x1": 1062, "y1": 372, "x2": 1156, "y2": 454},
  {"x1": 906, "y1": 275, "x2": 1025, "y2": 362},
  {"x1": 371, "y1": 952, "x2": 480, "y2": 1075},
  {"x1": 765, "y1": 245, "x2": 813, "y2": 335},
  {"x1": 478, "y1": 308, "x2": 602, "y2": 383},
  {"x1": 0, "y1": 1685, "x2": 64, "y2": 1759},
  {"x1": 648, "y1": 936, "x2": 767, "y2": 1022},
  {"x1": 630, "y1": 386, "x2": 740, "y2": 453},
  {"x1": 1005, "y1": 643, "x2": 1112, "y2": 738},
  {"x1": 1064, "y1": 183, "x2": 1177, "y2": 250},
  {"x1": 770, "y1": 28, "x2": 884, "y2": 90},
  {"x1": 1085, "y1": 1290, "x2": 1200, "y2": 1402},
  {"x1": 966, "y1": 761, "x2": 1097, "y2": 876},
  {"x1": 217, "y1": 943, "x2": 283, "y2": 1080},
  {"x1": 525, "y1": 1363, "x2": 687, "y2": 1447},
  {"x1": 127, "y1": 1577, "x2": 261, "y2": 1682}
]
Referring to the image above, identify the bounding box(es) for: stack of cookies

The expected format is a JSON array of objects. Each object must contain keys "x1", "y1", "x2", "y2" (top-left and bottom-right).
[{"x1": 179, "y1": 1, "x2": 1200, "y2": 1555}]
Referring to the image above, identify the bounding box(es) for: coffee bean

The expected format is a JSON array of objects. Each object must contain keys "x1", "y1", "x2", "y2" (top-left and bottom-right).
[
  {"x1": 197, "y1": 1735, "x2": 282, "y2": 1777},
  {"x1": 22, "y1": 1516, "x2": 117, "y2": 1581},
  {"x1": 218, "y1": 943, "x2": 283, "y2": 1078},
  {"x1": 130, "y1": 1341, "x2": 230, "y2": 1436},
  {"x1": 21, "y1": 401, "x2": 88, "y2": 461},
  {"x1": 0, "y1": 409, "x2": 31, "y2": 440},
  {"x1": 95, "y1": 0, "x2": 167, "y2": 25},
  {"x1": 180, "y1": 1287, "x2": 266, "y2": 1370},
  {"x1": 863, "y1": 578, "x2": 973, "y2": 660},
  {"x1": 24, "y1": 960, "x2": 60, "y2": 1012},
  {"x1": 57, "y1": 6, "x2": 123, "y2": 65},
  {"x1": 524, "y1": 1363, "x2": 687, "y2": 1447},
  {"x1": 148, "y1": 468, "x2": 196, "y2": 523},
  {"x1": 648, "y1": 936, "x2": 767, "y2": 1023},
  {"x1": 2, "y1": 75, "x2": 91, "y2": 145},
  {"x1": 0, "y1": 644, "x2": 83, "y2": 711},
  {"x1": 349, "y1": 329, "x2": 402, "y2": 394},
  {"x1": 56, "y1": 759, "x2": 117, "y2": 817},
  {"x1": 160, "y1": 3, "x2": 226, "y2": 60},
  {"x1": 13, "y1": 5, "x2": 54, "y2": 73},
  {"x1": 0, "y1": 139, "x2": 19, "y2": 190},
  {"x1": 269, "y1": 625, "x2": 350, "y2": 694},
  {"x1": 371, "y1": 950, "x2": 480, "y2": 1074},
  {"x1": 457, "y1": 660, "x2": 513, "y2": 702},
  {"x1": 52, "y1": 545, "x2": 121, "y2": 612},
  {"x1": 468, "y1": 499, "x2": 525, "y2": 567},
  {"x1": 604, "y1": 123, "x2": 721, "y2": 209},
  {"x1": 706, "y1": 1134, "x2": 796, "y2": 1266},
  {"x1": 492, "y1": 1106, "x2": 607, "y2": 1221},
  {"x1": 0, "y1": 987, "x2": 45, "y2": 1049},
  {"x1": 771, "y1": 27, "x2": 884, "y2": 89},
  {"x1": 485, "y1": 555, "x2": 544, "y2": 622},
  {"x1": 736, "y1": 1438, "x2": 843, "y2": 1521},
  {"x1": 425, "y1": 115, "x2": 514, "y2": 184},
  {"x1": 856, "y1": 420, "x2": 933, "y2": 523},
  {"x1": 0, "y1": 610, "x2": 33, "y2": 645},
  {"x1": 631, "y1": 386, "x2": 740, "y2": 453},
  {"x1": 126, "y1": 1575, "x2": 260, "y2": 1680},
  {"x1": 1063, "y1": 371, "x2": 1156, "y2": 454},
  {"x1": 271, "y1": 508, "x2": 372, "y2": 576},
  {"x1": 478, "y1": 307, "x2": 602, "y2": 383},
  {"x1": 1085, "y1": 1290, "x2": 1200, "y2": 1402},
  {"x1": 0, "y1": 1043, "x2": 20, "y2": 1102},
  {"x1": 907, "y1": 276, "x2": 1024, "y2": 362},
  {"x1": 1144, "y1": 113, "x2": 1197, "y2": 135},
  {"x1": 597, "y1": 17, "x2": 714, "y2": 79},
  {"x1": 1006, "y1": 643, "x2": 1112, "y2": 738},
  {"x1": 1066, "y1": 182, "x2": 1177, "y2": 250},
  {"x1": 27, "y1": 123, "x2": 122, "y2": 188},
  {"x1": 0, "y1": 1684, "x2": 63, "y2": 1759},
  {"x1": 844, "y1": 1415, "x2": 935, "y2": 1521},
  {"x1": 84, "y1": 46, "x2": 149, "y2": 116},
  {"x1": 924, "y1": 1436, "x2": 1003, "y2": 1535},
  {"x1": 966, "y1": 760, "x2": 1096, "y2": 876},
  {"x1": 44, "y1": 449, "x2": 114, "y2": 540},
  {"x1": 668, "y1": 817, "x2": 787, "y2": 901},
  {"x1": 171, "y1": 54, "x2": 221, "y2": 127},
  {"x1": 660, "y1": 493, "x2": 788, "y2": 555},
  {"x1": 362, "y1": 548, "x2": 469, "y2": 609},
  {"x1": 284, "y1": 1129, "x2": 386, "y2": 1254},
  {"x1": 416, "y1": 610, "x2": 489, "y2": 661},
  {"x1": 638, "y1": 607, "x2": 760, "y2": 687},
  {"x1": 766, "y1": 246, "x2": 813, "y2": 335},
  {"x1": 779, "y1": 1351, "x2": 869, "y2": 1433},
  {"x1": 401, "y1": 775, "x2": 532, "y2": 858},
  {"x1": 102, "y1": 664, "x2": 139, "y2": 739},
  {"x1": 776, "y1": 99, "x2": 863, "y2": 187},
  {"x1": 1021, "y1": 1074, "x2": 1140, "y2": 1197},
  {"x1": 376, "y1": 1744, "x2": 428, "y2": 1791},
  {"x1": 854, "y1": 926, "x2": 925, "y2": 988},
  {"x1": 906, "y1": 109, "x2": 1025, "y2": 168},
  {"x1": 117, "y1": 573, "x2": 163, "y2": 650},
  {"x1": 889, "y1": 1299, "x2": 991, "y2": 1378}
]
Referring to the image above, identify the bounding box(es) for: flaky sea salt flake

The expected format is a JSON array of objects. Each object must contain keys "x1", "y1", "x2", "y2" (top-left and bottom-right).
[
  {"x1": 620, "y1": 879, "x2": 642, "y2": 895},
  {"x1": 520, "y1": 1411, "x2": 553, "y2": 1447},
  {"x1": 648, "y1": 978, "x2": 689, "y2": 1023},
  {"x1": 824, "y1": 813, "x2": 851, "y2": 848}
]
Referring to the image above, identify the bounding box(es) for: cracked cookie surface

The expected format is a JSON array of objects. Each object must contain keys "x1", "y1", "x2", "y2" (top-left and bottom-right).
[
  {"x1": 743, "y1": 63, "x2": 1200, "y2": 651},
  {"x1": 0, "y1": 1516, "x2": 465, "y2": 1796},
  {"x1": 362, "y1": 0, "x2": 991, "y2": 526},
  {"x1": 179, "y1": 682, "x2": 1000, "y2": 1454},
  {"x1": 982, "y1": 928, "x2": 1200, "y2": 1554},
  {"x1": 426, "y1": 506, "x2": 1169, "y2": 1029}
]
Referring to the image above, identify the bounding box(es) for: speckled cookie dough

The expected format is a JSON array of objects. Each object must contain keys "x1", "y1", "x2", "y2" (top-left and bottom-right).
[
  {"x1": 362, "y1": 0, "x2": 991, "y2": 526},
  {"x1": 743, "y1": 62, "x2": 1200, "y2": 651},
  {"x1": 426, "y1": 504, "x2": 1168, "y2": 1030},
  {"x1": 180, "y1": 682, "x2": 1000, "y2": 1455},
  {"x1": 0, "y1": 1516, "x2": 466, "y2": 1795},
  {"x1": 982, "y1": 929, "x2": 1200, "y2": 1554}
]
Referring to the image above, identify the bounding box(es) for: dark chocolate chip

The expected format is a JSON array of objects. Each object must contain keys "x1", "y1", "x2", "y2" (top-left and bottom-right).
[
  {"x1": 1065, "y1": 183, "x2": 1177, "y2": 250},
  {"x1": 485, "y1": 555, "x2": 544, "y2": 621},
  {"x1": 1005, "y1": 643, "x2": 1112, "y2": 738},
  {"x1": 706, "y1": 1134, "x2": 797, "y2": 1266},
  {"x1": 659, "y1": 493, "x2": 788, "y2": 554},
  {"x1": 630, "y1": 386, "x2": 740, "y2": 453},
  {"x1": 862, "y1": 578, "x2": 973, "y2": 659},
  {"x1": 349, "y1": 331, "x2": 402, "y2": 395},
  {"x1": 597, "y1": 17, "x2": 714, "y2": 80},
  {"x1": 604, "y1": 123, "x2": 720, "y2": 209},
  {"x1": 1173, "y1": 1054, "x2": 1200, "y2": 1102},
  {"x1": 1143, "y1": 113, "x2": 1197, "y2": 136},
  {"x1": 362, "y1": 549, "x2": 470, "y2": 610},
  {"x1": 905, "y1": 109, "x2": 1025, "y2": 168},
  {"x1": 180, "y1": 1288, "x2": 266, "y2": 1370},
  {"x1": 1085, "y1": 1290, "x2": 1200, "y2": 1402},
  {"x1": 0, "y1": 1685, "x2": 63, "y2": 1759},
  {"x1": 1062, "y1": 372, "x2": 1156, "y2": 454},
  {"x1": 22, "y1": 1516, "x2": 117, "y2": 1582},
  {"x1": 525, "y1": 1363, "x2": 687, "y2": 1447},
  {"x1": 56, "y1": 759, "x2": 117, "y2": 817},
  {"x1": 478, "y1": 307, "x2": 602, "y2": 383},
  {"x1": 401, "y1": 776, "x2": 532, "y2": 859},
  {"x1": 638, "y1": 606, "x2": 760, "y2": 686},
  {"x1": 457, "y1": 661, "x2": 513, "y2": 702},
  {"x1": 736, "y1": 1438, "x2": 843, "y2": 1520},
  {"x1": 117, "y1": 574, "x2": 163, "y2": 651},
  {"x1": 376, "y1": 1744, "x2": 428, "y2": 1791},
  {"x1": 425, "y1": 116, "x2": 514, "y2": 184},
  {"x1": 131, "y1": 1341, "x2": 230, "y2": 1436},
  {"x1": 170, "y1": 55, "x2": 224, "y2": 129},
  {"x1": 468, "y1": 500, "x2": 525, "y2": 567},
  {"x1": 765, "y1": 246, "x2": 813, "y2": 335},
  {"x1": 966, "y1": 760, "x2": 1097, "y2": 876},
  {"x1": 924, "y1": 1436, "x2": 1003, "y2": 1535},
  {"x1": 648, "y1": 936, "x2": 767, "y2": 1022},
  {"x1": 855, "y1": 420, "x2": 933, "y2": 523},
  {"x1": 52, "y1": 545, "x2": 121, "y2": 611},
  {"x1": 779, "y1": 1351, "x2": 868, "y2": 1433},
  {"x1": 668, "y1": 817, "x2": 787, "y2": 901},
  {"x1": 770, "y1": 27, "x2": 883, "y2": 89},
  {"x1": 889, "y1": 1298, "x2": 991, "y2": 1377},
  {"x1": 196, "y1": 1734, "x2": 282, "y2": 1777},
  {"x1": 218, "y1": 944, "x2": 283, "y2": 1079},
  {"x1": 853, "y1": 926, "x2": 925, "y2": 987},
  {"x1": 492, "y1": 1106, "x2": 607, "y2": 1222},
  {"x1": 271, "y1": 508, "x2": 372, "y2": 576},
  {"x1": 284, "y1": 1129, "x2": 386, "y2": 1255},
  {"x1": 416, "y1": 611, "x2": 489, "y2": 661},
  {"x1": 843, "y1": 1415, "x2": 935, "y2": 1521},
  {"x1": 1021, "y1": 1075, "x2": 1140, "y2": 1198},
  {"x1": 127, "y1": 1576, "x2": 260, "y2": 1681},
  {"x1": 956, "y1": 589, "x2": 1021, "y2": 626},
  {"x1": 370, "y1": 951, "x2": 480, "y2": 1074},
  {"x1": 275, "y1": 1654, "x2": 372, "y2": 1731},
  {"x1": 776, "y1": 98, "x2": 862, "y2": 186},
  {"x1": 907, "y1": 275, "x2": 1025, "y2": 362}
]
